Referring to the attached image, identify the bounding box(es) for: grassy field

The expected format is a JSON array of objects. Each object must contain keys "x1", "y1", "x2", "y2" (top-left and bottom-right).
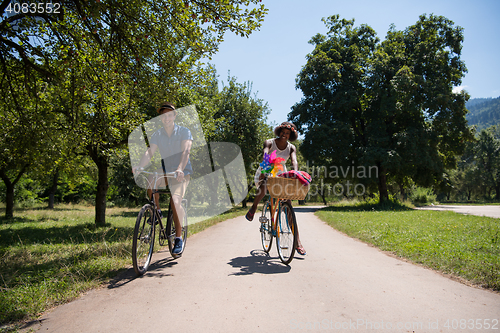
[
  {"x1": 316, "y1": 201, "x2": 500, "y2": 291},
  {"x1": 0, "y1": 204, "x2": 247, "y2": 329}
]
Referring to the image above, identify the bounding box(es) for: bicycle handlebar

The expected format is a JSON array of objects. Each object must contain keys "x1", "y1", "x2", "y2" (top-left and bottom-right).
[{"x1": 134, "y1": 167, "x2": 177, "y2": 179}]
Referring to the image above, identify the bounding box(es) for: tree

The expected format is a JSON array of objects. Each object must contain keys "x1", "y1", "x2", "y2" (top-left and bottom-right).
[
  {"x1": 475, "y1": 126, "x2": 500, "y2": 199},
  {"x1": 1, "y1": 0, "x2": 268, "y2": 223},
  {"x1": 0, "y1": 59, "x2": 62, "y2": 217},
  {"x1": 211, "y1": 75, "x2": 273, "y2": 207},
  {"x1": 1, "y1": 0, "x2": 268, "y2": 86},
  {"x1": 290, "y1": 14, "x2": 472, "y2": 201}
]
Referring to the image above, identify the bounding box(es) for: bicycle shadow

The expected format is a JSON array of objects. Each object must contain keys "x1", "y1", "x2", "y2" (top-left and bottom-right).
[
  {"x1": 145, "y1": 256, "x2": 178, "y2": 277},
  {"x1": 227, "y1": 250, "x2": 291, "y2": 276},
  {"x1": 107, "y1": 253, "x2": 178, "y2": 288}
]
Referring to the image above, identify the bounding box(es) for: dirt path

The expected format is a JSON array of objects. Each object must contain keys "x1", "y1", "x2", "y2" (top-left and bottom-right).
[{"x1": 27, "y1": 206, "x2": 499, "y2": 332}]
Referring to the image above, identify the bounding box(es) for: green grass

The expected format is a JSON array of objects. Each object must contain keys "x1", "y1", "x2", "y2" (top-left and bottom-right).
[
  {"x1": 316, "y1": 201, "x2": 500, "y2": 291},
  {"x1": 0, "y1": 204, "x2": 247, "y2": 329}
]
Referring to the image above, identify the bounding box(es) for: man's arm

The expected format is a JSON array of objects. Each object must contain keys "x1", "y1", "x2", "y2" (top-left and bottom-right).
[
  {"x1": 132, "y1": 144, "x2": 158, "y2": 173},
  {"x1": 175, "y1": 139, "x2": 192, "y2": 182}
]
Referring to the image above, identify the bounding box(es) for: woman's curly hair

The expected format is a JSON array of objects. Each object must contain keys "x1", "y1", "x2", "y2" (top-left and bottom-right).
[{"x1": 274, "y1": 122, "x2": 298, "y2": 141}]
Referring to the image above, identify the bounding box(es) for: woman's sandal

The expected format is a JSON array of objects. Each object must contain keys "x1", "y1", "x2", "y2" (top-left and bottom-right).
[
  {"x1": 296, "y1": 246, "x2": 306, "y2": 255},
  {"x1": 245, "y1": 209, "x2": 255, "y2": 221}
]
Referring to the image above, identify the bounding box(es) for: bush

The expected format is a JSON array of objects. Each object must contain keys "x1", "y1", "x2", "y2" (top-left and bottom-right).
[{"x1": 409, "y1": 186, "x2": 437, "y2": 205}]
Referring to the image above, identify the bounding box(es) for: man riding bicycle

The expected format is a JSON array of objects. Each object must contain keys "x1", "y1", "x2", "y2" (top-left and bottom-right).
[{"x1": 132, "y1": 102, "x2": 193, "y2": 255}]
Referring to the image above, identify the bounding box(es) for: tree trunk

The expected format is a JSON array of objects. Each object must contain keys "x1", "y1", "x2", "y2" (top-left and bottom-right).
[
  {"x1": 399, "y1": 182, "x2": 405, "y2": 201},
  {"x1": 48, "y1": 169, "x2": 59, "y2": 209},
  {"x1": 95, "y1": 159, "x2": 108, "y2": 227},
  {"x1": 0, "y1": 165, "x2": 29, "y2": 219},
  {"x1": 377, "y1": 163, "x2": 389, "y2": 202},
  {"x1": 4, "y1": 181, "x2": 14, "y2": 219},
  {"x1": 89, "y1": 147, "x2": 109, "y2": 227},
  {"x1": 319, "y1": 191, "x2": 327, "y2": 205}
]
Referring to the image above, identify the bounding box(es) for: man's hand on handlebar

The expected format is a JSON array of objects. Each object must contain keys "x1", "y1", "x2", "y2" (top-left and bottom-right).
[
  {"x1": 132, "y1": 166, "x2": 143, "y2": 174},
  {"x1": 175, "y1": 169, "x2": 185, "y2": 182}
]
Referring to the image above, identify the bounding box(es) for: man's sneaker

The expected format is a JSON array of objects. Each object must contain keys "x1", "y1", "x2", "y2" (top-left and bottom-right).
[{"x1": 172, "y1": 237, "x2": 183, "y2": 255}]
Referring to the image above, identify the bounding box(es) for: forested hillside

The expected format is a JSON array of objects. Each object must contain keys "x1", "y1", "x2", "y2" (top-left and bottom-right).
[{"x1": 466, "y1": 96, "x2": 500, "y2": 131}]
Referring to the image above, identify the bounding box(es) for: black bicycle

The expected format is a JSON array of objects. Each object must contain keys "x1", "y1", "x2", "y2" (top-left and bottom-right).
[{"x1": 132, "y1": 169, "x2": 188, "y2": 275}]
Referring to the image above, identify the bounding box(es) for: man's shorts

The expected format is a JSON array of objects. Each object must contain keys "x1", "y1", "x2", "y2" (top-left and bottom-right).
[{"x1": 153, "y1": 172, "x2": 190, "y2": 198}]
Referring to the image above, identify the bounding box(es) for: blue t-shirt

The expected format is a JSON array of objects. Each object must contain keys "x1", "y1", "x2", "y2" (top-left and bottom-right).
[{"x1": 149, "y1": 124, "x2": 193, "y2": 175}]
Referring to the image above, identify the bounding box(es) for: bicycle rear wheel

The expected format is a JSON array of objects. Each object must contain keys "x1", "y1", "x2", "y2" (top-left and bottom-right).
[
  {"x1": 276, "y1": 201, "x2": 297, "y2": 265},
  {"x1": 132, "y1": 204, "x2": 156, "y2": 275},
  {"x1": 166, "y1": 199, "x2": 188, "y2": 258},
  {"x1": 260, "y1": 201, "x2": 273, "y2": 253}
]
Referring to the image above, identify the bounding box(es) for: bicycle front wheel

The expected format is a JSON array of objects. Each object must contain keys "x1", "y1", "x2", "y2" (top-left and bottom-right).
[
  {"x1": 132, "y1": 204, "x2": 156, "y2": 275},
  {"x1": 276, "y1": 201, "x2": 297, "y2": 265},
  {"x1": 260, "y1": 201, "x2": 273, "y2": 253},
  {"x1": 166, "y1": 199, "x2": 188, "y2": 258}
]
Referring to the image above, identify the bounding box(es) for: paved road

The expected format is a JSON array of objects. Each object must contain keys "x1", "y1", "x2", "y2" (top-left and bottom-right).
[
  {"x1": 416, "y1": 205, "x2": 500, "y2": 218},
  {"x1": 26, "y1": 206, "x2": 499, "y2": 332}
]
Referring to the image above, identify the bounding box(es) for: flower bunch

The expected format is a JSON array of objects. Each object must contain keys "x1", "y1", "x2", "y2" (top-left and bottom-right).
[{"x1": 260, "y1": 150, "x2": 285, "y2": 177}]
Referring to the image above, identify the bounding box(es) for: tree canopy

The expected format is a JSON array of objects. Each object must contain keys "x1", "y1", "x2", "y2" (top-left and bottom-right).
[
  {"x1": 290, "y1": 14, "x2": 472, "y2": 201},
  {"x1": 1, "y1": 0, "x2": 267, "y2": 83},
  {"x1": 1, "y1": 0, "x2": 268, "y2": 221}
]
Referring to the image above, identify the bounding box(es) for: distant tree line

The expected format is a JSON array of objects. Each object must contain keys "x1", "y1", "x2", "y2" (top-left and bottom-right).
[
  {"x1": 466, "y1": 97, "x2": 500, "y2": 131},
  {"x1": 444, "y1": 125, "x2": 500, "y2": 201}
]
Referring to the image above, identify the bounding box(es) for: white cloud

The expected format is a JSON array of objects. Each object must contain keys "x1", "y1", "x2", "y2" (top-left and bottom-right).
[{"x1": 452, "y1": 85, "x2": 468, "y2": 94}]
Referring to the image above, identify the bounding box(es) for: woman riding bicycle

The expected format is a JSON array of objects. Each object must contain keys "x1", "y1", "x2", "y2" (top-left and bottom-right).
[{"x1": 245, "y1": 121, "x2": 306, "y2": 255}]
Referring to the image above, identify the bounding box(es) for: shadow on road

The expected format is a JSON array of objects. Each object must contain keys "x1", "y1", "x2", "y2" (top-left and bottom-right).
[
  {"x1": 292, "y1": 206, "x2": 325, "y2": 213},
  {"x1": 227, "y1": 250, "x2": 291, "y2": 275},
  {"x1": 107, "y1": 254, "x2": 177, "y2": 288}
]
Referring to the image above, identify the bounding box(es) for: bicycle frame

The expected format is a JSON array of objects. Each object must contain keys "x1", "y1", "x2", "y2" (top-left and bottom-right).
[
  {"x1": 132, "y1": 169, "x2": 189, "y2": 275},
  {"x1": 134, "y1": 169, "x2": 183, "y2": 238},
  {"x1": 258, "y1": 174, "x2": 298, "y2": 265},
  {"x1": 143, "y1": 170, "x2": 176, "y2": 221},
  {"x1": 267, "y1": 197, "x2": 282, "y2": 235}
]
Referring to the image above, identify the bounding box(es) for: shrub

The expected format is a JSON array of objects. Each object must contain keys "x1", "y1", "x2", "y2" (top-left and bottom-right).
[{"x1": 409, "y1": 186, "x2": 437, "y2": 205}]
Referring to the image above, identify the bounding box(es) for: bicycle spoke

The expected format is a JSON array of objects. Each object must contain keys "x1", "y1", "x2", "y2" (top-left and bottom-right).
[
  {"x1": 132, "y1": 204, "x2": 156, "y2": 275},
  {"x1": 276, "y1": 201, "x2": 297, "y2": 265},
  {"x1": 260, "y1": 201, "x2": 273, "y2": 253}
]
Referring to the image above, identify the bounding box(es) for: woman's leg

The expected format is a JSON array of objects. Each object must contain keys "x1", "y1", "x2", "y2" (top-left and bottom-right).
[
  {"x1": 286, "y1": 199, "x2": 305, "y2": 255},
  {"x1": 246, "y1": 182, "x2": 267, "y2": 221}
]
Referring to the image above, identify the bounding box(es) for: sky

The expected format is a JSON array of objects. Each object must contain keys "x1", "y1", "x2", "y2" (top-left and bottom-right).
[{"x1": 209, "y1": 0, "x2": 500, "y2": 126}]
